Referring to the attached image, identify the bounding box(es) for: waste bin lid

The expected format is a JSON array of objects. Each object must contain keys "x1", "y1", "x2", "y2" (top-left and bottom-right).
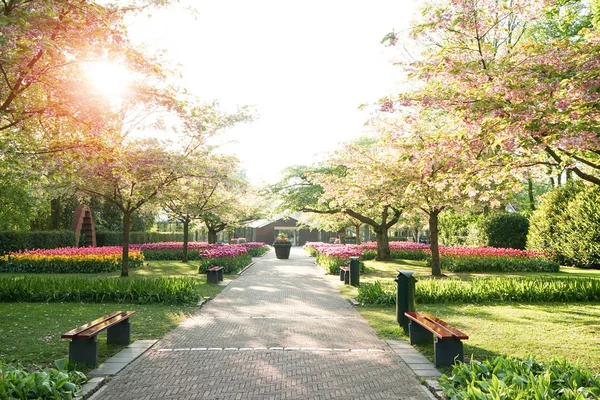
[{"x1": 397, "y1": 270, "x2": 415, "y2": 278}]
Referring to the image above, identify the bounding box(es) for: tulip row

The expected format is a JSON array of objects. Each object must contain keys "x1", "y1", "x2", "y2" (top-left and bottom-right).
[
  {"x1": 0, "y1": 247, "x2": 144, "y2": 273},
  {"x1": 305, "y1": 242, "x2": 558, "y2": 273}
]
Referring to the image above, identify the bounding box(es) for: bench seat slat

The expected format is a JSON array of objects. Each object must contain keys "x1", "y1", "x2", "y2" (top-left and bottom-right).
[
  {"x1": 405, "y1": 312, "x2": 457, "y2": 340},
  {"x1": 61, "y1": 311, "x2": 122, "y2": 338},
  {"x1": 419, "y1": 311, "x2": 469, "y2": 340},
  {"x1": 62, "y1": 311, "x2": 135, "y2": 339}
]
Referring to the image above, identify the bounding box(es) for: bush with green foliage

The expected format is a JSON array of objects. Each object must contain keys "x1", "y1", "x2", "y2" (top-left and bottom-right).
[
  {"x1": 528, "y1": 182, "x2": 600, "y2": 268},
  {"x1": 356, "y1": 281, "x2": 395, "y2": 305},
  {"x1": 0, "y1": 231, "x2": 76, "y2": 254},
  {"x1": 356, "y1": 277, "x2": 600, "y2": 305},
  {"x1": 439, "y1": 212, "x2": 483, "y2": 246},
  {"x1": 441, "y1": 355, "x2": 600, "y2": 399},
  {"x1": 243, "y1": 245, "x2": 270, "y2": 257},
  {"x1": 484, "y1": 213, "x2": 529, "y2": 250},
  {"x1": 0, "y1": 276, "x2": 202, "y2": 304},
  {"x1": 0, "y1": 359, "x2": 86, "y2": 400}
]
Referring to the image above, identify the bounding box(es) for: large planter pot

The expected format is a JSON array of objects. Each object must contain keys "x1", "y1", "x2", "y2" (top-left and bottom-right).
[{"x1": 273, "y1": 243, "x2": 292, "y2": 259}]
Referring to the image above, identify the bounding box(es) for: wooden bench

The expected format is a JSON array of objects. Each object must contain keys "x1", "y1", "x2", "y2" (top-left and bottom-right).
[
  {"x1": 207, "y1": 266, "x2": 224, "y2": 283},
  {"x1": 404, "y1": 311, "x2": 468, "y2": 366},
  {"x1": 339, "y1": 266, "x2": 350, "y2": 284},
  {"x1": 62, "y1": 311, "x2": 135, "y2": 366}
]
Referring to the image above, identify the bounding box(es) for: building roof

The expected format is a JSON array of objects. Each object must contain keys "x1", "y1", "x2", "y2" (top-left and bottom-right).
[{"x1": 246, "y1": 213, "x2": 301, "y2": 229}]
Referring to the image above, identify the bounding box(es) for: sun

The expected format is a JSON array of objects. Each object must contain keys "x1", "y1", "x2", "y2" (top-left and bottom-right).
[{"x1": 84, "y1": 60, "x2": 131, "y2": 99}]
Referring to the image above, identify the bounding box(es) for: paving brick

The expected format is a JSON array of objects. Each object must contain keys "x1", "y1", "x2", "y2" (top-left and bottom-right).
[{"x1": 92, "y1": 248, "x2": 430, "y2": 399}]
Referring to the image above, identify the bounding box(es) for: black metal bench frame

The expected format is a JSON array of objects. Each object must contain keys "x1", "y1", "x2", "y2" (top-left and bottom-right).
[
  {"x1": 61, "y1": 311, "x2": 136, "y2": 366},
  {"x1": 404, "y1": 311, "x2": 468, "y2": 366},
  {"x1": 339, "y1": 266, "x2": 350, "y2": 285},
  {"x1": 207, "y1": 266, "x2": 224, "y2": 283}
]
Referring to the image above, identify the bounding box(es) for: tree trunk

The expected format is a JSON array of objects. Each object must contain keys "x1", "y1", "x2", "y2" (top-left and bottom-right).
[
  {"x1": 354, "y1": 223, "x2": 362, "y2": 245},
  {"x1": 374, "y1": 227, "x2": 391, "y2": 260},
  {"x1": 549, "y1": 176, "x2": 555, "y2": 187},
  {"x1": 208, "y1": 228, "x2": 218, "y2": 244},
  {"x1": 413, "y1": 227, "x2": 419, "y2": 242},
  {"x1": 182, "y1": 216, "x2": 189, "y2": 263},
  {"x1": 557, "y1": 173, "x2": 562, "y2": 186},
  {"x1": 338, "y1": 228, "x2": 346, "y2": 244},
  {"x1": 527, "y1": 178, "x2": 535, "y2": 212},
  {"x1": 429, "y1": 210, "x2": 442, "y2": 277},
  {"x1": 121, "y1": 211, "x2": 132, "y2": 277},
  {"x1": 50, "y1": 198, "x2": 61, "y2": 230}
]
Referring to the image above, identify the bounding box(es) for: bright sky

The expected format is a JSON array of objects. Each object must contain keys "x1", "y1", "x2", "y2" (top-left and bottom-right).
[{"x1": 128, "y1": 1, "x2": 420, "y2": 185}]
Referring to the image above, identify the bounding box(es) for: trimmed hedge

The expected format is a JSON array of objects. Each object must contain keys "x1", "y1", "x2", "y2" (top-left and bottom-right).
[
  {"x1": 0, "y1": 276, "x2": 202, "y2": 304},
  {"x1": 0, "y1": 231, "x2": 75, "y2": 254},
  {"x1": 357, "y1": 277, "x2": 600, "y2": 305}
]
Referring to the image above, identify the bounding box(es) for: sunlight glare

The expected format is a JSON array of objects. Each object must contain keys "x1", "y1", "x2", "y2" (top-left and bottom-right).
[{"x1": 84, "y1": 61, "x2": 131, "y2": 100}]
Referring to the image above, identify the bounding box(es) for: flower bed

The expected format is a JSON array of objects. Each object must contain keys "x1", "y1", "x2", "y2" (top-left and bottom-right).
[
  {"x1": 0, "y1": 247, "x2": 143, "y2": 273},
  {"x1": 197, "y1": 246, "x2": 252, "y2": 274},
  {"x1": 306, "y1": 242, "x2": 557, "y2": 273},
  {"x1": 436, "y1": 246, "x2": 559, "y2": 272},
  {"x1": 131, "y1": 242, "x2": 218, "y2": 261},
  {"x1": 132, "y1": 242, "x2": 269, "y2": 260}
]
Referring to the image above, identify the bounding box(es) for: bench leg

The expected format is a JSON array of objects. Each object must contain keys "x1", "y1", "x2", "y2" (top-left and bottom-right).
[
  {"x1": 408, "y1": 321, "x2": 434, "y2": 344},
  {"x1": 434, "y1": 338, "x2": 464, "y2": 367},
  {"x1": 207, "y1": 270, "x2": 218, "y2": 284},
  {"x1": 217, "y1": 268, "x2": 224, "y2": 281},
  {"x1": 69, "y1": 337, "x2": 99, "y2": 366},
  {"x1": 107, "y1": 319, "x2": 131, "y2": 345}
]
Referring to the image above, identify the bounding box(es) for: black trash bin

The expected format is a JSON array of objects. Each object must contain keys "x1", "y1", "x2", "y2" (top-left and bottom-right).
[{"x1": 395, "y1": 270, "x2": 417, "y2": 331}]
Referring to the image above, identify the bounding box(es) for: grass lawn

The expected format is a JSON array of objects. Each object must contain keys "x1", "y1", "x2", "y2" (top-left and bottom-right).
[
  {"x1": 0, "y1": 302, "x2": 195, "y2": 370},
  {"x1": 0, "y1": 260, "x2": 234, "y2": 369},
  {"x1": 328, "y1": 256, "x2": 600, "y2": 373},
  {"x1": 357, "y1": 303, "x2": 600, "y2": 373}
]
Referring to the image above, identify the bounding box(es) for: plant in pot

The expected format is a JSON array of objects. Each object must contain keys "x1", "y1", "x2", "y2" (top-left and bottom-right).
[{"x1": 273, "y1": 232, "x2": 292, "y2": 259}]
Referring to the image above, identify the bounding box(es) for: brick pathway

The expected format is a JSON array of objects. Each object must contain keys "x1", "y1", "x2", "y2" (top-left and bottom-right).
[{"x1": 93, "y1": 247, "x2": 430, "y2": 399}]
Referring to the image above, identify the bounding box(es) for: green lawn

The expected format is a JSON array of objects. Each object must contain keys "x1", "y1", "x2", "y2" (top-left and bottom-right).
[
  {"x1": 0, "y1": 302, "x2": 195, "y2": 370},
  {"x1": 0, "y1": 260, "x2": 231, "y2": 369},
  {"x1": 332, "y1": 258, "x2": 600, "y2": 373},
  {"x1": 357, "y1": 303, "x2": 600, "y2": 373}
]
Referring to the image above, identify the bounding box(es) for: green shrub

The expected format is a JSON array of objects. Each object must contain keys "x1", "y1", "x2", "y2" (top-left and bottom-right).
[
  {"x1": 439, "y1": 212, "x2": 483, "y2": 246},
  {"x1": 356, "y1": 281, "x2": 395, "y2": 305},
  {"x1": 198, "y1": 254, "x2": 252, "y2": 275},
  {"x1": 441, "y1": 355, "x2": 600, "y2": 399},
  {"x1": 0, "y1": 359, "x2": 87, "y2": 400},
  {"x1": 484, "y1": 213, "x2": 529, "y2": 250},
  {"x1": 0, "y1": 252, "x2": 144, "y2": 274},
  {"x1": 0, "y1": 276, "x2": 202, "y2": 304},
  {"x1": 246, "y1": 245, "x2": 270, "y2": 257},
  {"x1": 304, "y1": 246, "x2": 317, "y2": 257},
  {"x1": 0, "y1": 231, "x2": 76, "y2": 254},
  {"x1": 528, "y1": 182, "x2": 600, "y2": 268},
  {"x1": 438, "y1": 255, "x2": 559, "y2": 273},
  {"x1": 356, "y1": 277, "x2": 600, "y2": 305}
]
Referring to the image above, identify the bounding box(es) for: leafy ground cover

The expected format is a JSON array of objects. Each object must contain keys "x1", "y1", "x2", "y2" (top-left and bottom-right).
[{"x1": 0, "y1": 302, "x2": 196, "y2": 369}]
